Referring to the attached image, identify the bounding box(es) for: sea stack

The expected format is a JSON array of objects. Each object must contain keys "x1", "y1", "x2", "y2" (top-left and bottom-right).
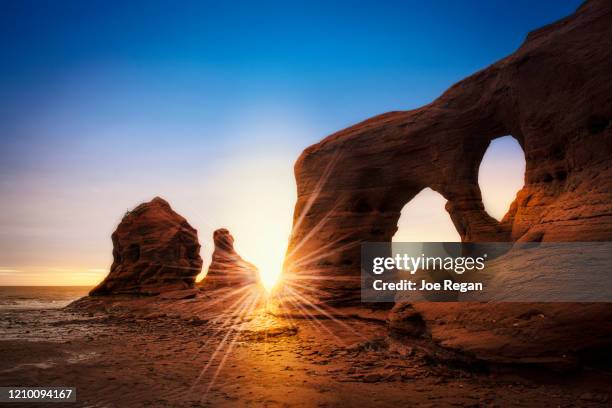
[
  {"x1": 200, "y1": 228, "x2": 260, "y2": 290},
  {"x1": 90, "y1": 197, "x2": 202, "y2": 296}
]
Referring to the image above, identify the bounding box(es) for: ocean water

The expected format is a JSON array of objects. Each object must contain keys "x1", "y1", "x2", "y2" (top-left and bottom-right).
[{"x1": 0, "y1": 286, "x2": 91, "y2": 310}]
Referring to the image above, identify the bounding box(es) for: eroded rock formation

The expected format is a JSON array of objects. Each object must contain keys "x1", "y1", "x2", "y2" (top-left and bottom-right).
[
  {"x1": 90, "y1": 197, "x2": 202, "y2": 296},
  {"x1": 200, "y1": 228, "x2": 260, "y2": 290},
  {"x1": 281, "y1": 0, "x2": 612, "y2": 364},
  {"x1": 283, "y1": 0, "x2": 612, "y2": 306}
]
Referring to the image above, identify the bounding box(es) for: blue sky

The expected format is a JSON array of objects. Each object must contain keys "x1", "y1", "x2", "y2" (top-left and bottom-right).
[{"x1": 0, "y1": 0, "x2": 582, "y2": 285}]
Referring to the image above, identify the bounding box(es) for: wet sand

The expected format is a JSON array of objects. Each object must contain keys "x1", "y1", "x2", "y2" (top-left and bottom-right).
[{"x1": 0, "y1": 295, "x2": 611, "y2": 407}]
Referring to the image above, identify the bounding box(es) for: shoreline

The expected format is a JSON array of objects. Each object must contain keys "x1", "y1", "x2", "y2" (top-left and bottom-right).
[{"x1": 0, "y1": 294, "x2": 610, "y2": 407}]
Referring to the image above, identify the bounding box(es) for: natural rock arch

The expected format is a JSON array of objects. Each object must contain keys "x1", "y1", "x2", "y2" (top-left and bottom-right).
[{"x1": 282, "y1": 0, "x2": 612, "y2": 306}]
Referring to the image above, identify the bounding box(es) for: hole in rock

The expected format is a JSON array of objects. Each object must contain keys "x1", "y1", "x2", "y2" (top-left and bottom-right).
[
  {"x1": 392, "y1": 188, "x2": 460, "y2": 242},
  {"x1": 478, "y1": 136, "x2": 526, "y2": 221}
]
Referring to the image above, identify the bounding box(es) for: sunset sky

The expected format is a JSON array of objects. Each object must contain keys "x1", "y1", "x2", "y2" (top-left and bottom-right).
[{"x1": 0, "y1": 0, "x2": 580, "y2": 286}]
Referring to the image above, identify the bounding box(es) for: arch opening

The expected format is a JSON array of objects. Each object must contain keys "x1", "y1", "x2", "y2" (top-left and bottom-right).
[
  {"x1": 478, "y1": 136, "x2": 526, "y2": 221},
  {"x1": 392, "y1": 188, "x2": 461, "y2": 242}
]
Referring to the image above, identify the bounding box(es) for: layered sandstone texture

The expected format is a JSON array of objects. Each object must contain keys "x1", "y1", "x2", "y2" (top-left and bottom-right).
[
  {"x1": 200, "y1": 228, "x2": 260, "y2": 290},
  {"x1": 283, "y1": 0, "x2": 612, "y2": 306},
  {"x1": 90, "y1": 197, "x2": 202, "y2": 296}
]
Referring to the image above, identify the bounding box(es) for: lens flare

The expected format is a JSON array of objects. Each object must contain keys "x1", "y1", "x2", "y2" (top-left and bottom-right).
[
  {"x1": 253, "y1": 251, "x2": 284, "y2": 292},
  {"x1": 199, "y1": 152, "x2": 296, "y2": 294}
]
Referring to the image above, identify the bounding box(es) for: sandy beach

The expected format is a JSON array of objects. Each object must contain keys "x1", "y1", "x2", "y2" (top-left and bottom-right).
[{"x1": 0, "y1": 288, "x2": 610, "y2": 407}]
